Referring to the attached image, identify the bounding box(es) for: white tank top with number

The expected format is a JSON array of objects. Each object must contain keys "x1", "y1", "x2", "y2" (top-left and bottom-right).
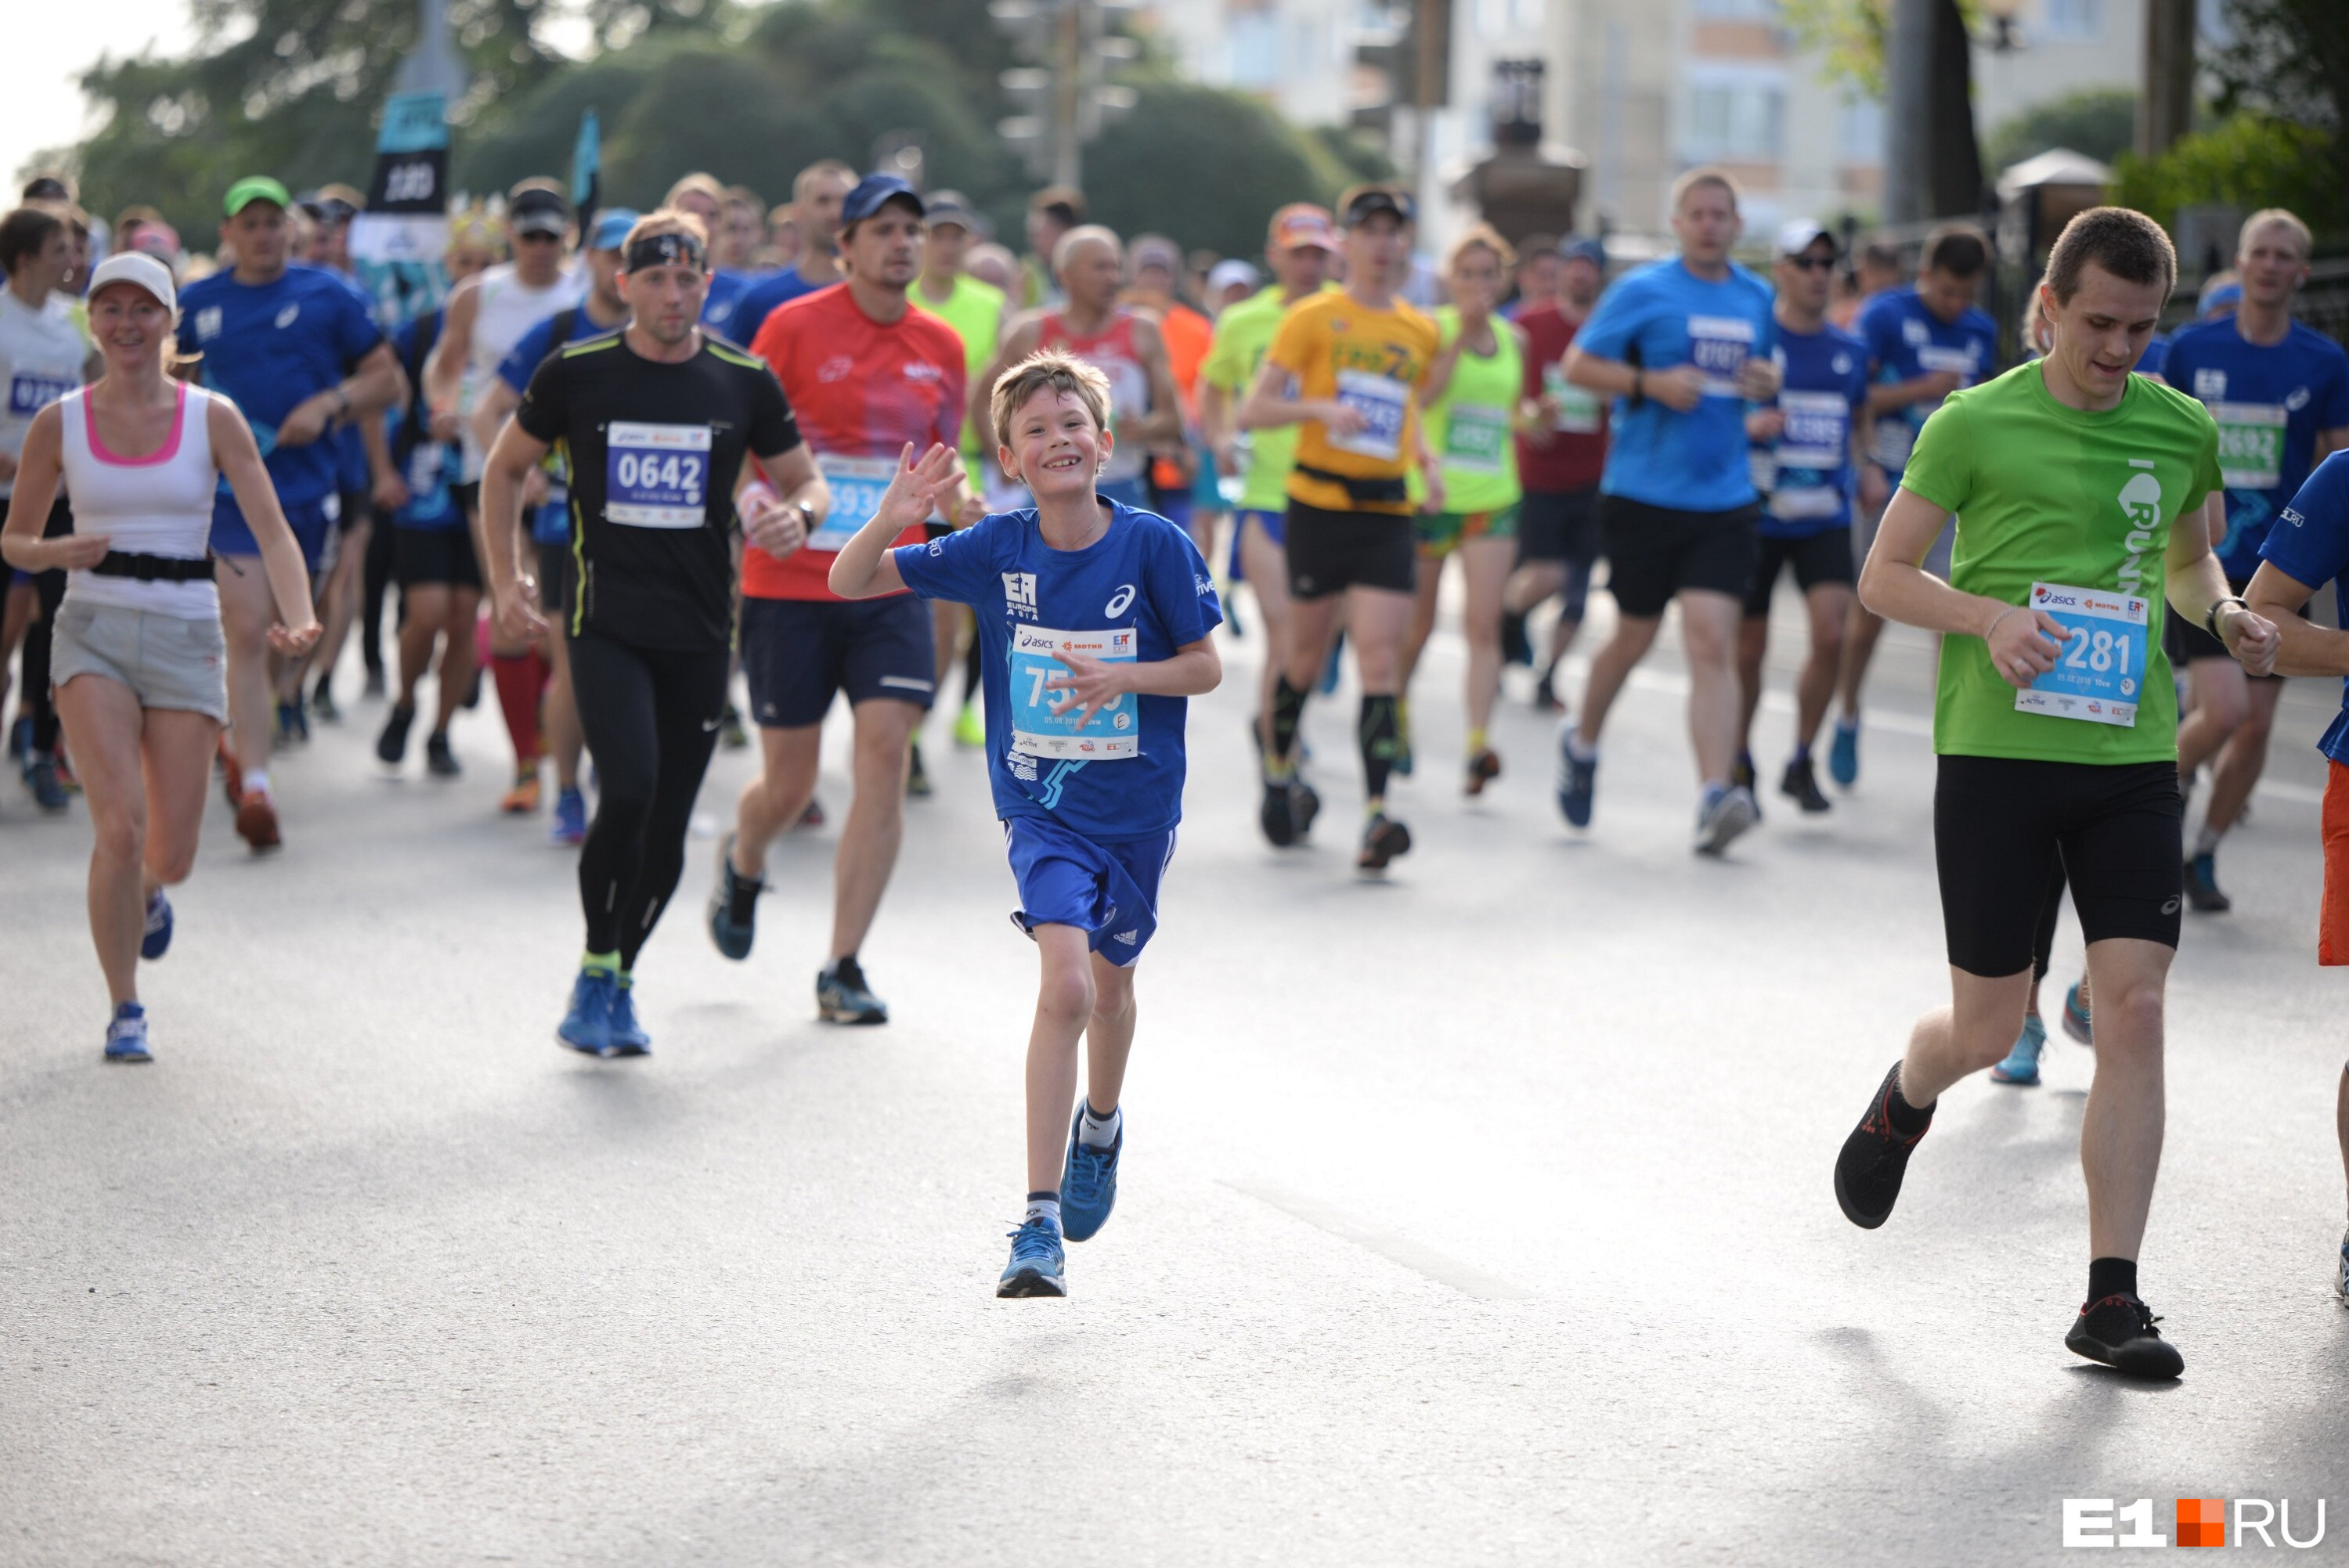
[
  {"x1": 59, "y1": 382, "x2": 222, "y2": 619},
  {"x1": 458, "y1": 262, "x2": 585, "y2": 481}
]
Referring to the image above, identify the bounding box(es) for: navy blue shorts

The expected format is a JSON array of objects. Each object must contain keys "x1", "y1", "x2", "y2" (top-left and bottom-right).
[
  {"x1": 1005, "y1": 815, "x2": 1176, "y2": 968},
  {"x1": 1228, "y1": 507, "x2": 1286, "y2": 581},
  {"x1": 741, "y1": 593, "x2": 936, "y2": 729},
  {"x1": 211, "y1": 492, "x2": 336, "y2": 572}
]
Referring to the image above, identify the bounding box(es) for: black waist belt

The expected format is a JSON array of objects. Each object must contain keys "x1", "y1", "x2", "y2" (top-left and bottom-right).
[
  {"x1": 90, "y1": 550, "x2": 215, "y2": 583},
  {"x1": 1294, "y1": 464, "x2": 1409, "y2": 506}
]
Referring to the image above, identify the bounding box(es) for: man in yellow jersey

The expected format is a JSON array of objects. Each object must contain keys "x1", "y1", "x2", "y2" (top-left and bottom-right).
[
  {"x1": 911, "y1": 189, "x2": 1007, "y2": 766},
  {"x1": 1238, "y1": 186, "x2": 1441, "y2": 874}
]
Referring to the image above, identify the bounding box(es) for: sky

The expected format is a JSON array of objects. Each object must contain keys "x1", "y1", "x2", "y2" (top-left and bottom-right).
[{"x1": 5, "y1": 0, "x2": 196, "y2": 195}]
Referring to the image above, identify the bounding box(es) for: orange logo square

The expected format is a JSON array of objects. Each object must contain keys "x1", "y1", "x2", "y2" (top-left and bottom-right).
[{"x1": 2176, "y1": 1498, "x2": 2226, "y2": 1548}]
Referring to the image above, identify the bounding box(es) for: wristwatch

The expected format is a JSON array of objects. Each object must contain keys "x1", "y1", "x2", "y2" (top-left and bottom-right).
[{"x1": 2206, "y1": 595, "x2": 2246, "y2": 640}]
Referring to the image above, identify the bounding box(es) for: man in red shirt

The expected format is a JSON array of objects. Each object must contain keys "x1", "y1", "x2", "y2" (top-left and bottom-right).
[
  {"x1": 709, "y1": 173, "x2": 970, "y2": 1026},
  {"x1": 1503, "y1": 236, "x2": 1610, "y2": 711}
]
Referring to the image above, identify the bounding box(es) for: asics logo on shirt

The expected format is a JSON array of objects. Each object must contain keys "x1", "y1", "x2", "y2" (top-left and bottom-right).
[
  {"x1": 1902, "y1": 319, "x2": 1929, "y2": 345},
  {"x1": 1104, "y1": 584, "x2": 1136, "y2": 617},
  {"x1": 1003, "y1": 571, "x2": 1038, "y2": 618},
  {"x1": 2288, "y1": 387, "x2": 2313, "y2": 411},
  {"x1": 1832, "y1": 352, "x2": 1853, "y2": 375},
  {"x1": 275, "y1": 304, "x2": 301, "y2": 330}
]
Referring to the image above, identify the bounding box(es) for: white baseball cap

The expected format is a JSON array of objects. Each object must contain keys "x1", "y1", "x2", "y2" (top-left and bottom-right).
[
  {"x1": 87, "y1": 251, "x2": 177, "y2": 315},
  {"x1": 1773, "y1": 219, "x2": 1833, "y2": 259}
]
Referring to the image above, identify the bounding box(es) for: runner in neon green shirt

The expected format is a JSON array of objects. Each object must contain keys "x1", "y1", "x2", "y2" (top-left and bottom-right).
[
  {"x1": 1828, "y1": 207, "x2": 2280, "y2": 1382},
  {"x1": 1198, "y1": 203, "x2": 1337, "y2": 762},
  {"x1": 1398, "y1": 227, "x2": 1528, "y2": 795}
]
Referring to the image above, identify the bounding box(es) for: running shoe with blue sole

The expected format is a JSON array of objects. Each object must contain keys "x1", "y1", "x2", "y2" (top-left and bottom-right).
[
  {"x1": 1060, "y1": 1107, "x2": 1122, "y2": 1242},
  {"x1": 1556, "y1": 727, "x2": 1597, "y2": 828},
  {"x1": 607, "y1": 981, "x2": 651, "y2": 1057},
  {"x1": 104, "y1": 1003, "x2": 152, "y2": 1063},
  {"x1": 140, "y1": 889, "x2": 173, "y2": 961},
  {"x1": 2062, "y1": 980, "x2": 2094, "y2": 1046},
  {"x1": 550, "y1": 787, "x2": 587, "y2": 848},
  {"x1": 997, "y1": 1217, "x2": 1068, "y2": 1297},
  {"x1": 706, "y1": 833, "x2": 760, "y2": 961},
  {"x1": 557, "y1": 968, "x2": 617, "y2": 1057},
  {"x1": 1828, "y1": 718, "x2": 1859, "y2": 788},
  {"x1": 1991, "y1": 1012, "x2": 2046, "y2": 1085}
]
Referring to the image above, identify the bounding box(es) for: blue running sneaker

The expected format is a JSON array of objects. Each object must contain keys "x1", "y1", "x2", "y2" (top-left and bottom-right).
[
  {"x1": 817, "y1": 956, "x2": 888, "y2": 1024},
  {"x1": 550, "y1": 787, "x2": 587, "y2": 848},
  {"x1": 2336, "y1": 1230, "x2": 2349, "y2": 1307},
  {"x1": 104, "y1": 1002, "x2": 152, "y2": 1063},
  {"x1": 1555, "y1": 726, "x2": 1597, "y2": 828},
  {"x1": 2062, "y1": 979, "x2": 2094, "y2": 1046},
  {"x1": 1991, "y1": 1012, "x2": 2047, "y2": 1084},
  {"x1": 1060, "y1": 1107, "x2": 1122, "y2": 1242},
  {"x1": 606, "y1": 979, "x2": 651, "y2": 1057},
  {"x1": 706, "y1": 833, "x2": 761, "y2": 961},
  {"x1": 140, "y1": 889, "x2": 173, "y2": 961},
  {"x1": 997, "y1": 1217, "x2": 1068, "y2": 1297},
  {"x1": 557, "y1": 967, "x2": 617, "y2": 1056},
  {"x1": 1828, "y1": 717, "x2": 1860, "y2": 788}
]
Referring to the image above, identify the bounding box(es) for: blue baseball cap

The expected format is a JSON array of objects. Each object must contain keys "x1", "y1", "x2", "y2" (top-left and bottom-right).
[
  {"x1": 588, "y1": 208, "x2": 639, "y2": 251},
  {"x1": 840, "y1": 173, "x2": 923, "y2": 229},
  {"x1": 1562, "y1": 236, "x2": 1607, "y2": 268},
  {"x1": 2199, "y1": 276, "x2": 2243, "y2": 317}
]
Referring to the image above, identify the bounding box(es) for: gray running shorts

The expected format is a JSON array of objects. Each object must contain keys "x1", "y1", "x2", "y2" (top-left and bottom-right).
[{"x1": 50, "y1": 600, "x2": 229, "y2": 724}]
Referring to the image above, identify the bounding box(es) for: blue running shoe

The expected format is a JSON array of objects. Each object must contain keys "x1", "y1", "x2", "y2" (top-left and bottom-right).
[
  {"x1": 607, "y1": 979, "x2": 651, "y2": 1057},
  {"x1": 2062, "y1": 979, "x2": 2094, "y2": 1046},
  {"x1": 104, "y1": 1002, "x2": 152, "y2": 1063},
  {"x1": 1059, "y1": 1107, "x2": 1122, "y2": 1242},
  {"x1": 550, "y1": 787, "x2": 587, "y2": 848},
  {"x1": 1991, "y1": 1012, "x2": 2047, "y2": 1084},
  {"x1": 997, "y1": 1216, "x2": 1068, "y2": 1297},
  {"x1": 817, "y1": 956, "x2": 888, "y2": 1024},
  {"x1": 140, "y1": 889, "x2": 173, "y2": 961},
  {"x1": 706, "y1": 832, "x2": 761, "y2": 961},
  {"x1": 1828, "y1": 718, "x2": 1860, "y2": 788},
  {"x1": 2336, "y1": 1229, "x2": 2349, "y2": 1307},
  {"x1": 557, "y1": 967, "x2": 617, "y2": 1056},
  {"x1": 1555, "y1": 727, "x2": 1597, "y2": 828}
]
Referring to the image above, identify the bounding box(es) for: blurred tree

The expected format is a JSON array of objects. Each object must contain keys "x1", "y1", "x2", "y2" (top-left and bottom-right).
[
  {"x1": 2113, "y1": 114, "x2": 2347, "y2": 239},
  {"x1": 41, "y1": 0, "x2": 557, "y2": 240},
  {"x1": 1981, "y1": 88, "x2": 2136, "y2": 176},
  {"x1": 2200, "y1": 0, "x2": 2346, "y2": 234},
  {"x1": 1782, "y1": 0, "x2": 1983, "y2": 218}
]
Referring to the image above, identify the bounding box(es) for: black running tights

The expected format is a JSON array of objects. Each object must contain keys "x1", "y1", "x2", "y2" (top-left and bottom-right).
[{"x1": 566, "y1": 629, "x2": 730, "y2": 970}]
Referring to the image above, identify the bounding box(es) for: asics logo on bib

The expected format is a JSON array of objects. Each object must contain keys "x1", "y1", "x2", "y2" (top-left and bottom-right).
[
  {"x1": 275, "y1": 304, "x2": 301, "y2": 329},
  {"x1": 1104, "y1": 585, "x2": 1136, "y2": 617},
  {"x1": 2116, "y1": 467, "x2": 2163, "y2": 595},
  {"x1": 1003, "y1": 571, "x2": 1038, "y2": 618}
]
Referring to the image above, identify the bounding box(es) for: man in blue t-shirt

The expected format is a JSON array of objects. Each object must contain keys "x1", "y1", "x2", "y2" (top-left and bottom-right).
[
  {"x1": 827, "y1": 351, "x2": 1222, "y2": 1302},
  {"x1": 2244, "y1": 449, "x2": 2349, "y2": 1297},
  {"x1": 2157, "y1": 209, "x2": 2349, "y2": 912},
  {"x1": 1555, "y1": 165, "x2": 1781, "y2": 855},
  {"x1": 373, "y1": 307, "x2": 478, "y2": 781},
  {"x1": 724, "y1": 160, "x2": 855, "y2": 345},
  {"x1": 177, "y1": 175, "x2": 403, "y2": 851},
  {"x1": 1738, "y1": 221, "x2": 1880, "y2": 818},
  {"x1": 1830, "y1": 222, "x2": 1998, "y2": 789}
]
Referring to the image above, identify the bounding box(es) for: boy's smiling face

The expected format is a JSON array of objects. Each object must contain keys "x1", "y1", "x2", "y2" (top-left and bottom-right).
[{"x1": 1001, "y1": 385, "x2": 1111, "y2": 499}]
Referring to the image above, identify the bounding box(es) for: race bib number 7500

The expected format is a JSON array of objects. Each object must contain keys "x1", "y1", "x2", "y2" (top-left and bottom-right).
[{"x1": 1009, "y1": 624, "x2": 1138, "y2": 761}]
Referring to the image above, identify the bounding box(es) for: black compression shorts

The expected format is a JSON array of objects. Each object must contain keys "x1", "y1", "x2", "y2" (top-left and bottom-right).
[
  {"x1": 1283, "y1": 501, "x2": 1416, "y2": 600},
  {"x1": 1743, "y1": 528, "x2": 1855, "y2": 618},
  {"x1": 1597, "y1": 496, "x2": 1759, "y2": 619}
]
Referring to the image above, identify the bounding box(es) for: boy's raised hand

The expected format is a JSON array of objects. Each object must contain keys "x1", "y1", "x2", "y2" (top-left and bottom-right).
[
  {"x1": 1045, "y1": 646, "x2": 1128, "y2": 729},
  {"x1": 874, "y1": 442, "x2": 961, "y2": 534}
]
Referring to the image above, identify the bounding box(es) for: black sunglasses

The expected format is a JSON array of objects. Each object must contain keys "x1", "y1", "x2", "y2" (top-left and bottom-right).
[{"x1": 1784, "y1": 254, "x2": 1836, "y2": 272}]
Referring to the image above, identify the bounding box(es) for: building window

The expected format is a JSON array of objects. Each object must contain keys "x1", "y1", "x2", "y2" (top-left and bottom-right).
[
  {"x1": 1684, "y1": 81, "x2": 1785, "y2": 160},
  {"x1": 1838, "y1": 94, "x2": 1883, "y2": 164},
  {"x1": 2039, "y1": 0, "x2": 2099, "y2": 41}
]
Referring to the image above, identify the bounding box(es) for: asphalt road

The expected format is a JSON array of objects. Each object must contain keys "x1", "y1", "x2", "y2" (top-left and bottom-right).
[{"x1": 6, "y1": 582, "x2": 2349, "y2": 1566}]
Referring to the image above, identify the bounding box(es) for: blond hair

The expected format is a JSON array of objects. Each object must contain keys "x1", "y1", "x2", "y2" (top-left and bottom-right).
[
  {"x1": 1670, "y1": 166, "x2": 1741, "y2": 214},
  {"x1": 662, "y1": 172, "x2": 727, "y2": 211},
  {"x1": 792, "y1": 160, "x2": 857, "y2": 207},
  {"x1": 1445, "y1": 222, "x2": 1516, "y2": 274},
  {"x1": 990, "y1": 349, "x2": 1113, "y2": 450},
  {"x1": 2239, "y1": 207, "x2": 2312, "y2": 262}
]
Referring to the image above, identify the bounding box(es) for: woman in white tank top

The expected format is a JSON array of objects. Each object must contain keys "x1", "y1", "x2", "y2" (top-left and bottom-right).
[{"x1": 0, "y1": 252, "x2": 321, "y2": 1065}]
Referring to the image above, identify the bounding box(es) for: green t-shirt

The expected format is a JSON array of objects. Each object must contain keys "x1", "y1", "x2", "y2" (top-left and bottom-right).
[
  {"x1": 1900, "y1": 361, "x2": 2221, "y2": 765},
  {"x1": 918, "y1": 273, "x2": 1005, "y2": 460},
  {"x1": 1419, "y1": 305, "x2": 1524, "y2": 515},
  {"x1": 1203, "y1": 286, "x2": 1316, "y2": 514}
]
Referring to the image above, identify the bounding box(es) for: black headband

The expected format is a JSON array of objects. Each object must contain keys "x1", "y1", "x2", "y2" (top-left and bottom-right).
[{"x1": 623, "y1": 232, "x2": 705, "y2": 273}]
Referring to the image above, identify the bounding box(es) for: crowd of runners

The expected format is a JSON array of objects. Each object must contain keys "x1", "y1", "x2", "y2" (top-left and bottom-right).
[{"x1": 9, "y1": 153, "x2": 2349, "y2": 1348}]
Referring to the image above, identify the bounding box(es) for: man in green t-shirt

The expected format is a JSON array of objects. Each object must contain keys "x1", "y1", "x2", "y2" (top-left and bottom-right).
[
  {"x1": 1197, "y1": 202, "x2": 1336, "y2": 764},
  {"x1": 1830, "y1": 207, "x2": 2279, "y2": 1381}
]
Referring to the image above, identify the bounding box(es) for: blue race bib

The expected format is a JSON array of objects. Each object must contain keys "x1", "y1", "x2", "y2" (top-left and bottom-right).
[
  {"x1": 605, "y1": 422, "x2": 711, "y2": 528},
  {"x1": 1008, "y1": 623, "x2": 1139, "y2": 760},
  {"x1": 2014, "y1": 582, "x2": 2149, "y2": 729}
]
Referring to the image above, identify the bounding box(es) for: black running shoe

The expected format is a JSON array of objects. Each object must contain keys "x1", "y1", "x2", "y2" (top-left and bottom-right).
[
  {"x1": 1259, "y1": 779, "x2": 1298, "y2": 847},
  {"x1": 2184, "y1": 852, "x2": 2230, "y2": 914},
  {"x1": 2065, "y1": 1293, "x2": 2184, "y2": 1380},
  {"x1": 1532, "y1": 669, "x2": 1564, "y2": 714},
  {"x1": 907, "y1": 742, "x2": 933, "y2": 798},
  {"x1": 1730, "y1": 753, "x2": 1759, "y2": 816},
  {"x1": 376, "y1": 704, "x2": 414, "y2": 766},
  {"x1": 817, "y1": 956, "x2": 888, "y2": 1024},
  {"x1": 1355, "y1": 812, "x2": 1412, "y2": 874},
  {"x1": 1781, "y1": 755, "x2": 1831, "y2": 814},
  {"x1": 706, "y1": 832, "x2": 761, "y2": 961},
  {"x1": 1290, "y1": 778, "x2": 1320, "y2": 836},
  {"x1": 1500, "y1": 609, "x2": 1532, "y2": 668},
  {"x1": 1834, "y1": 1061, "x2": 1933, "y2": 1229},
  {"x1": 425, "y1": 731, "x2": 460, "y2": 777}
]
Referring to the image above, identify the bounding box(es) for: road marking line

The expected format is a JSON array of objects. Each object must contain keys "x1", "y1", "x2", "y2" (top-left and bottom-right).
[{"x1": 1226, "y1": 1179, "x2": 1532, "y2": 1300}]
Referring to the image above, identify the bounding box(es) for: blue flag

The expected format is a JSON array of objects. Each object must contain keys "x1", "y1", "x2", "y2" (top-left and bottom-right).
[{"x1": 572, "y1": 110, "x2": 601, "y2": 236}]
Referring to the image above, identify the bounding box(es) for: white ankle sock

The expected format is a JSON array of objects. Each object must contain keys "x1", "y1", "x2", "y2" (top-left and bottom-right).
[
  {"x1": 1078, "y1": 1102, "x2": 1121, "y2": 1148},
  {"x1": 244, "y1": 768, "x2": 272, "y2": 798},
  {"x1": 1024, "y1": 1195, "x2": 1062, "y2": 1230}
]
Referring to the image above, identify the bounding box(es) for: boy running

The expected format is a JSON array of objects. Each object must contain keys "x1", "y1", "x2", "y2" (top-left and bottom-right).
[{"x1": 828, "y1": 350, "x2": 1222, "y2": 1299}]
